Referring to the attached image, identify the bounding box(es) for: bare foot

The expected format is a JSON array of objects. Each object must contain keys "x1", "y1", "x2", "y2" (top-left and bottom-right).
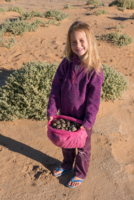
[
  {"x1": 53, "y1": 167, "x2": 63, "y2": 176},
  {"x1": 68, "y1": 176, "x2": 84, "y2": 187}
]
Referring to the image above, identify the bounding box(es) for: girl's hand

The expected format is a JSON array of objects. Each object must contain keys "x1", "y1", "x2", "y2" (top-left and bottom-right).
[
  {"x1": 80, "y1": 125, "x2": 86, "y2": 130},
  {"x1": 47, "y1": 116, "x2": 53, "y2": 122},
  {"x1": 80, "y1": 126, "x2": 91, "y2": 130}
]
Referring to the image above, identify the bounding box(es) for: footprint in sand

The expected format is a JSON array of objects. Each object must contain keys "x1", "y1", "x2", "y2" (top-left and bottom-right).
[{"x1": 22, "y1": 164, "x2": 51, "y2": 181}]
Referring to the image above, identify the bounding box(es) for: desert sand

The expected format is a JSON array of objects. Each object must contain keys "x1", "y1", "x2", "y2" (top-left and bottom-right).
[{"x1": 0, "y1": 0, "x2": 134, "y2": 199}]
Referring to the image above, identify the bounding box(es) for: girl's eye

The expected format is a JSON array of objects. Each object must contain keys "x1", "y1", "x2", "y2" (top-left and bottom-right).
[{"x1": 72, "y1": 41, "x2": 76, "y2": 44}]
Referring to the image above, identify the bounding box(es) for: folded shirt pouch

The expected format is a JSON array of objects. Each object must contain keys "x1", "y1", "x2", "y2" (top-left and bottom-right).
[{"x1": 47, "y1": 115, "x2": 87, "y2": 148}]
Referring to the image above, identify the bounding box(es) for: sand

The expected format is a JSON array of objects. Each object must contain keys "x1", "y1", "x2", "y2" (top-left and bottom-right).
[{"x1": 0, "y1": 0, "x2": 134, "y2": 199}]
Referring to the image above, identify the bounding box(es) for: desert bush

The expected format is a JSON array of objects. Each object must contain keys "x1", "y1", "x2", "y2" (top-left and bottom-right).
[
  {"x1": 109, "y1": 0, "x2": 134, "y2": 9},
  {"x1": 115, "y1": 24, "x2": 125, "y2": 29},
  {"x1": 0, "y1": 18, "x2": 42, "y2": 36},
  {"x1": 114, "y1": 24, "x2": 125, "y2": 32},
  {"x1": 118, "y1": 6, "x2": 126, "y2": 11},
  {"x1": 7, "y1": 7, "x2": 68, "y2": 21},
  {"x1": 0, "y1": 61, "x2": 128, "y2": 121},
  {"x1": 0, "y1": 61, "x2": 58, "y2": 121},
  {"x1": 8, "y1": 6, "x2": 25, "y2": 15},
  {"x1": 45, "y1": 9, "x2": 68, "y2": 21},
  {"x1": 5, "y1": 0, "x2": 12, "y2": 2},
  {"x1": 0, "y1": 7, "x2": 5, "y2": 14},
  {"x1": 86, "y1": 0, "x2": 104, "y2": 6},
  {"x1": 120, "y1": 24, "x2": 125, "y2": 28},
  {"x1": 0, "y1": 18, "x2": 56, "y2": 36},
  {"x1": 64, "y1": 4, "x2": 74, "y2": 9},
  {"x1": 98, "y1": 32, "x2": 133, "y2": 47},
  {"x1": 0, "y1": 36, "x2": 15, "y2": 49},
  {"x1": 101, "y1": 64, "x2": 128, "y2": 101},
  {"x1": 92, "y1": 9, "x2": 107, "y2": 15},
  {"x1": 22, "y1": 10, "x2": 46, "y2": 20}
]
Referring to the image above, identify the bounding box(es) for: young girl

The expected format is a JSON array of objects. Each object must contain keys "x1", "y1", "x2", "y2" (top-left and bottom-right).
[{"x1": 47, "y1": 21, "x2": 104, "y2": 188}]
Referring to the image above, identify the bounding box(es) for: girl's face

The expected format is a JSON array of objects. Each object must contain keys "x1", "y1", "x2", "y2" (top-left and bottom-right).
[{"x1": 70, "y1": 30, "x2": 88, "y2": 58}]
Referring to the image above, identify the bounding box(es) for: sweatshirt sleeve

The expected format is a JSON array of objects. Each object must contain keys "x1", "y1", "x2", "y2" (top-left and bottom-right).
[
  {"x1": 47, "y1": 58, "x2": 68, "y2": 117},
  {"x1": 82, "y1": 69, "x2": 104, "y2": 130}
]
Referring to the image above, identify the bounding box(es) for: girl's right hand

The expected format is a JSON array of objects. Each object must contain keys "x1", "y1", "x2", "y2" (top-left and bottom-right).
[{"x1": 47, "y1": 116, "x2": 53, "y2": 122}]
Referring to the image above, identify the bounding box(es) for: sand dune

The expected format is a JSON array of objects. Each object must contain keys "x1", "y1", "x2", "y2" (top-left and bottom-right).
[{"x1": 0, "y1": 0, "x2": 134, "y2": 199}]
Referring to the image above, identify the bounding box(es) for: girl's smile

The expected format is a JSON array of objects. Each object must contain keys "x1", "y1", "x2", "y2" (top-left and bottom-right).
[{"x1": 70, "y1": 30, "x2": 88, "y2": 58}]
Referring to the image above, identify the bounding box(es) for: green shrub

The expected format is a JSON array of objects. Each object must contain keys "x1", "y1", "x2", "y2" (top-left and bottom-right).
[
  {"x1": 7, "y1": 7, "x2": 68, "y2": 21},
  {"x1": 5, "y1": 0, "x2": 12, "y2": 2},
  {"x1": 22, "y1": 10, "x2": 46, "y2": 20},
  {"x1": 64, "y1": 4, "x2": 74, "y2": 9},
  {"x1": 115, "y1": 24, "x2": 125, "y2": 32},
  {"x1": 120, "y1": 24, "x2": 125, "y2": 28},
  {"x1": 0, "y1": 7, "x2": 5, "y2": 14},
  {"x1": 101, "y1": 64, "x2": 128, "y2": 101},
  {"x1": 0, "y1": 18, "x2": 42, "y2": 36},
  {"x1": 0, "y1": 36, "x2": 16, "y2": 49},
  {"x1": 0, "y1": 18, "x2": 56, "y2": 37},
  {"x1": 86, "y1": 0, "x2": 104, "y2": 6},
  {"x1": 115, "y1": 24, "x2": 125, "y2": 29},
  {"x1": 0, "y1": 61, "x2": 58, "y2": 121},
  {"x1": 0, "y1": 61, "x2": 128, "y2": 121},
  {"x1": 109, "y1": 0, "x2": 134, "y2": 9},
  {"x1": 92, "y1": 9, "x2": 107, "y2": 15},
  {"x1": 45, "y1": 9, "x2": 68, "y2": 21},
  {"x1": 98, "y1": 32, "x2": 133, "y2": 47},
  {"x1": 118, "y1": 6, "x2": 126, "y2": 11},
  {"x1": 8, "y1": 6, "x2": 25, "y2": 15}
]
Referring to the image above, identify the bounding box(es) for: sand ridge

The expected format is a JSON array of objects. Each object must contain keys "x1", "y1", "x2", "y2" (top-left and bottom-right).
[{"x1": 0, "y1": 0, "x2": 134, "y2": 199}]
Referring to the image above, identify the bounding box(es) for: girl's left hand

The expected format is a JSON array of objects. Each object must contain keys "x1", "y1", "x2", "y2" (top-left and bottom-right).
[{"x1": 80, "y1": 125, "x2": 86, "y2": 130}]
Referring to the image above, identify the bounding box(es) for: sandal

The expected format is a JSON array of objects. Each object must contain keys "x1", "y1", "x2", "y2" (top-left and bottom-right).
[
  {"x1": 52, "y1": 166, "x2": 74, "y2": 177},
  {"x1": 67, "y1": 177, "x2": 84, "y2": 188}
]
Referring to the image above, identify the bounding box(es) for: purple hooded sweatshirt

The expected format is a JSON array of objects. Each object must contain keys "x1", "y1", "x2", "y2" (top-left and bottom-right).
[{"x1": 47, "y1": 54, "x2": 104, "y2": 130}]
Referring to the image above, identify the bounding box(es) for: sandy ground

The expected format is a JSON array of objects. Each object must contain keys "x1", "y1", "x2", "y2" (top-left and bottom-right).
[{"x1": 0, "y1": 0, "x2": 134, "y2": 199}]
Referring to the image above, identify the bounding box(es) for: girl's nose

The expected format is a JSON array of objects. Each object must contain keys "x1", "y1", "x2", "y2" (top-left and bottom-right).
[{"x1": 76, "y1": 41, "x2": 81, "y2": 48}]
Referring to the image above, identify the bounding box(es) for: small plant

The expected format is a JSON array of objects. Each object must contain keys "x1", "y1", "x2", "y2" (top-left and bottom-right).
[
  {"x1": 7, "y1": 7, "x2": 68, "y2": 21},
  {"x1": 0, "y1": 18, "x2": 56, "y2": 36},
  {"x1": 22, "y1": 10, "x2": 46, "y2": 20},
  {"x1": 92, "y1": 9, "x2": 107, "y2": 15},
  {"x1": 86, "y1": 0, "x2": 104, "y2": 7},
  {"x1": 8, "y1": 6, "x2": 25, "y2": 15},
  {"x1": 0, "y1": 18, "x2": 42, "y2": 36},
  {"x1": 130, "y1": 13, "x2": 134, "y2": 18},
  {"x1": 98, "y1": 32, "x2": 133, "y2": 47},
  {"x1": 101, "y1": 64, "x2": 128, "y2": 101},
  {"x1": 115, "y1": 24, "x2": 125, "y2": 32},
  {"x1": 109, "y1": 0, "x2": 134, "y2": 9},
  {"x1": 0, "y1": 7, "x2": 5, "y2": 14},
  {"x1": 5, "y1": 0, "x2": 12, "y2": 2},
  {"x1": 45, "y1": 9, "x2": 68, "y2": 21},
  {"x1": 0, "y1": 36, "x2": 16, "y2": 49},
  {"x1": 118, "y1": 6, "x2": 126, "y2": 11},
  {"x1": 120, "y1": 24, "x2": 125, "y2": 28},
  {"x1": 0, "y1": 61, "x2": 58, "y2": 121},
  {"x1": 64, "y1": 4, "x2": 74, "y2": 9}
]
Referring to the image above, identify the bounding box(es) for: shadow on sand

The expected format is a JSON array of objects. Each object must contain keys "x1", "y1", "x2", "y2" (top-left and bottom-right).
[
  {"x1": 0, "y1": 68, "x2": 15, "y2": 87},
  {"x1": 0, "y1": 133, "x2": 75, "y2": 186},
  {"x1": 0, "y1": 133, "x2": 61, "y2": 171}
]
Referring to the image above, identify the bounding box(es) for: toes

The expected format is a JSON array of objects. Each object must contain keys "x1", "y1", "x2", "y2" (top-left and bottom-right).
[
  {"x1": 68, "y1": 180, "x2": 80, "y2": 187},
  {"x1": 68, "y1": 181, "x2": 71, "y2": 186}
]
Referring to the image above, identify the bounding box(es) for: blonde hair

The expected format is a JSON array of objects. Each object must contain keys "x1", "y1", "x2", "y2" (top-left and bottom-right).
[{"x1": 64, "y1": 21, "x2": 102, "y2": 73}]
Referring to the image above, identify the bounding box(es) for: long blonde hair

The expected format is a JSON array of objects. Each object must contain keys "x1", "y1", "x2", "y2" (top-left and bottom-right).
[{"x1": 64, "y1": 21, "x2": 102, "y2": 73}]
